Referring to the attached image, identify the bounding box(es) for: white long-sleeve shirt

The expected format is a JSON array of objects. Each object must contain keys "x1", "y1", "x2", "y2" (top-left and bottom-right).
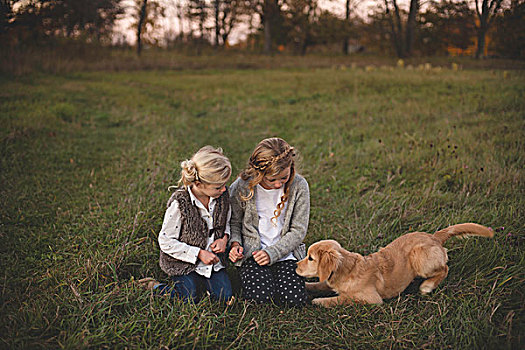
[
  {"x1": 255, "y1": 184, "x2": 294, "y2": 262},
  {"x1": 158, "y1": 187, "x2": 231, "y2": 278}
]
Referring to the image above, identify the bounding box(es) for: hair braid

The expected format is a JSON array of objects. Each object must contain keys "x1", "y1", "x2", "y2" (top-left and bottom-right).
[{"x1": 271, "y1": 165, "x2": 295, "y2": 223}]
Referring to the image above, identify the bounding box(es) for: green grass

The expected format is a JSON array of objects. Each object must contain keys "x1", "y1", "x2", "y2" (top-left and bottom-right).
[
  {"x1": 2, "y1": 46, "x2": 525, "y2": 76},
  {"x1": 1, "y1": 63, "x2": 524, "y2": 349}
]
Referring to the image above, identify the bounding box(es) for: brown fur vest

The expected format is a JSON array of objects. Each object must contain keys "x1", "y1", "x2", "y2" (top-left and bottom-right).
[{"x1": 159, "y1": 187, "x2": 230, "y2": 276}]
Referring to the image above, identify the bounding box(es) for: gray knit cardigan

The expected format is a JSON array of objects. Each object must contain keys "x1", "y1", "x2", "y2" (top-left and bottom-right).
[{"x1": 229, "y1": 174, "x2": 310, "y2": 266}]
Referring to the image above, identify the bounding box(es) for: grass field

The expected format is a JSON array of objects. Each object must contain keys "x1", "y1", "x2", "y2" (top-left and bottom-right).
[{"x1": 1, "y1": 61, "x2": 524, "y2": 349}]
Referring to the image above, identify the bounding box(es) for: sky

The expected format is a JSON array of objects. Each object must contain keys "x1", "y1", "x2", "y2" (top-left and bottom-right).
[{"x1": 113, "y1": 0, "x2": 385, "y2": 45}]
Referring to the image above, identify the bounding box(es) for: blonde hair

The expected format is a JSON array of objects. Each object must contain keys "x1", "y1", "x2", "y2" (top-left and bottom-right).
[
  {"x1": 177, "y1": 146, "x2": 231, "y2": 188},
  {"x1": 240, "y1": 137, "x2": 296, "y2": 222}
]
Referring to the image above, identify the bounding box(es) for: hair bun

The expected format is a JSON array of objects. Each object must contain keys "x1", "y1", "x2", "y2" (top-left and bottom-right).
[
  {"x1": 181, "y1": 159, "x2": 199, "y2": 181},
  {"x1": 176, "y1": 146, "x2": 231, "y2": 188}
]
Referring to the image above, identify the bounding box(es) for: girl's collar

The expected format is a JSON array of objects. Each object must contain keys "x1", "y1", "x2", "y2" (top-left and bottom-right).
[{"x1": 188, "y1": 186, "x2": 215, "y2": 208}]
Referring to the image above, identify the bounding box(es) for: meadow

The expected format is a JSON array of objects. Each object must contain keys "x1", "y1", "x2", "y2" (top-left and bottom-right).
[{"x1": 1, "y1": 59, "x2": 524, "y2": 349}]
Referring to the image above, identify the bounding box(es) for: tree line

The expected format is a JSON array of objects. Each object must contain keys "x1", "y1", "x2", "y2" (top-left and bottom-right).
[{"x1": 1, "y1": 0, "x2": 524, "y2": 58}]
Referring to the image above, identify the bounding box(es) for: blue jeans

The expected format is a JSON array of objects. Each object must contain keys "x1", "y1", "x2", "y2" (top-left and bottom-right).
[{"x1": 156, "y1": 269, "x2": 232, "y2": 303}]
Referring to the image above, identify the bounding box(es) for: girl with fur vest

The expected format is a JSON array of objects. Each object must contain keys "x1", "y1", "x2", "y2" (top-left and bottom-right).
[{"x1": 142, "y1": 146, "x2": 233, "y2": 303}]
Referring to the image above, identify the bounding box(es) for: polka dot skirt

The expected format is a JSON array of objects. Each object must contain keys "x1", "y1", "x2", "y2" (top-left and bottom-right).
[{"x1": 239, "y1": 259, "x2": 307, "y2": 307}]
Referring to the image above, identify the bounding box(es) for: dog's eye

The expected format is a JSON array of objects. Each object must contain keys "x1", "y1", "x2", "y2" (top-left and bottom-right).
[{"x1": 308, "y1": 256, "x2": 313, "y2": 261}]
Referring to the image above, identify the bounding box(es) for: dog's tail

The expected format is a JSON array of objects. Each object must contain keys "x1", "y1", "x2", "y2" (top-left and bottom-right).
[{"x1": 433, "y1": 223, "x2": 494, "y2": 244}]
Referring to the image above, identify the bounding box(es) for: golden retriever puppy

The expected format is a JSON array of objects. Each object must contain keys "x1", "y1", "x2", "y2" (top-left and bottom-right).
[{"x1": 296, "y1": 223, "x2": 494, "y2": 307}]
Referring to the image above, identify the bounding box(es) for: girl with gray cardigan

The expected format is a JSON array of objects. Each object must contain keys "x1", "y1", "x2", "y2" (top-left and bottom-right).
[{"x1": 229, "y1": 138, "x2": 309, "y2": 306}]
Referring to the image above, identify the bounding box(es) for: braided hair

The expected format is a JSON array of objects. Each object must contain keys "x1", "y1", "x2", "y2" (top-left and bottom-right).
[{"x1": 240, "y1": 138, "x2": 297, "y2": 222}]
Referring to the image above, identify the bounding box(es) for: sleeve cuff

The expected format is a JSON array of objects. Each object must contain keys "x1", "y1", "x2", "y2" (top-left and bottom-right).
[
  {"x1": 187, "y1": 246, "x2": 201, "y2": 264},
  {"x1": 263, "y1": 247, "x2": 279, "y2": 265}
]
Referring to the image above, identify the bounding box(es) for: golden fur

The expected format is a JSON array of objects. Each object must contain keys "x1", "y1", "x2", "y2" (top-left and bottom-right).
[{"x1": 296, "y1": 223, "x2": 494, "y2": 307}]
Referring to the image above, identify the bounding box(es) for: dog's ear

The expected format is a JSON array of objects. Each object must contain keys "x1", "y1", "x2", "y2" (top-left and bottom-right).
[{"x1": 318, "y1": 248, "x2": 342, "y2": 282}]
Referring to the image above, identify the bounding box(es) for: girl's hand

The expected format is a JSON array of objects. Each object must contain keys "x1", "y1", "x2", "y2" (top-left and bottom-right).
[
  {"x1": 198, "y1": 249, "x2": 219, "y2": 265},
  {"x1": 210, "y1": 236, "x2": 227, "y2": 253},
  {"x1": 229, "y1": 243, "x2": 244, "y2": 262},
  {"x1": 252, "y1": 250, "x2": 270, "y2": 266}
]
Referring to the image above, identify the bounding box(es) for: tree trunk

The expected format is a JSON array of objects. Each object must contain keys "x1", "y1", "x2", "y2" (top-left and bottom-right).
[
  {"x1": 392, "y1": 0, "x2": 404, "y2": 57},
  {"x1": 263, "y1": 0, "x2": 273, "y2": 54},
  {"x1": 137, "y1": 0, "x2": 147, "y2": 56},
  {"x1": 384, "y1": 0, "x2": 404, "y2": 58},
  {"x1": 215, "y1": 0, "x2": 220, "y2": 47},
  {"x1": 199, "y1": 7, "x2": 204, "y2": 40},
  {"x1": 342, "y1": 0, "x2": 350, "y2": 55},
  {"x1": 405, "y1": 0, "x2": 418, "y2": 56},
  {"x1": 177, "y1": 3, "x2": 184, "y2": 41},
  {"x1": 475, "y1": 25, "x2": 487, "y2": 59},
  {"x1": 474, "y1": 0, "x2": 503, "y2": 59}
]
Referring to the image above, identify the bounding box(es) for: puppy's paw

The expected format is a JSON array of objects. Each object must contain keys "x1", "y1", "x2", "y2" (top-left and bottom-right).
[
  {"x1": 311, "y1": 298, "x2": 324, "y2": 306},
  {"x1": 305, "y1": 282, "x2": 320, "y2": 291},
  {"x1": 419, "y1": 285, "x2": 433, "y2": 295},
  {"x1": 305, "y1": 281, "x2": 333, "y2": 292}
]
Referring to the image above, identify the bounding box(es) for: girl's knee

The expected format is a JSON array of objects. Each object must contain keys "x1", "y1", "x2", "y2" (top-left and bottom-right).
[
  {"x1": 240, "y1": 279, "x2": 273, "y2": 304},
  {"x1": 278, "y1": 285, "x2": 307, "y2": 307},
  {"x1": 210, "y1": 281, "x2": 233, "y2": 302},
  {"x1": 175, "y1": 284, "x2": 198, "y2": 302},
  {"x1": 172, "y1": 275, "x2": 199, "y2": 302},
  {"x1": 243, "y1": 291, "x2": 272, "y2": 304},
  {"x1": 206, "y1": 270, "x2": 233, "y2": 302}
]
